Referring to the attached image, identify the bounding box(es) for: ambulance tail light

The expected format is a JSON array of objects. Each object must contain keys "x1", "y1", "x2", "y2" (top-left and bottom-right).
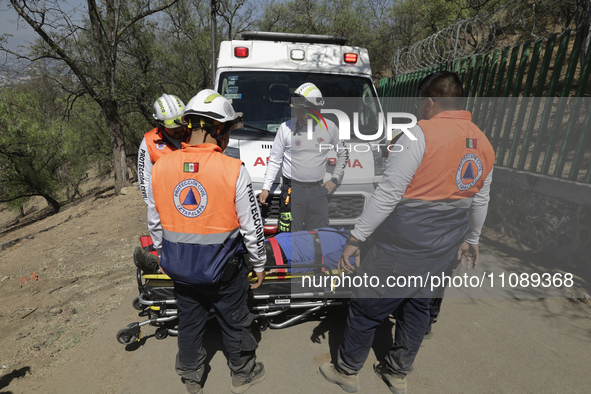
[
  {"x1": 344, "y1": 53, "x2": 358, "y2": 63},
  {"x1": 234, "y1": 47, "x2": 249, "y2": 58}
]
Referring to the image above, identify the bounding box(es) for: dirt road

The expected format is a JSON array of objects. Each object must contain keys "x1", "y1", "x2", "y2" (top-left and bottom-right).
[{"x1": 1, "y1": 185, "x2": 590, "y2": 394}]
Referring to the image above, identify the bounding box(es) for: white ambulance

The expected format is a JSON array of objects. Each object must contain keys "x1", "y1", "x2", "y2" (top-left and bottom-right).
[{"x1": 215, "y1": 31, "x2": 386, "y2": 228}]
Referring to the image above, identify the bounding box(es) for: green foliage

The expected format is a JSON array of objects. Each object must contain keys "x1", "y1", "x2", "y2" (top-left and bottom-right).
[
  {"x1": 0, "y1": 79, "x2": 99, "y2": 213},
  {"x1": 255, "y1": 0, "x2": 475, "y2": 78}
]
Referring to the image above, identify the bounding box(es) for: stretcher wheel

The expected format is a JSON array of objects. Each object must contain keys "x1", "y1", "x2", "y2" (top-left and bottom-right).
[
  {"x1": 257, "y1": 318, "x2": 268, "y2": 332},
  {"x1": 116, "y1": 323, "x2": 140, "y2": 345},
  {"x1": 132, "y1": 296, "x2": 144, "y2": 311},
  {"x1": 155, "y1": 327, "x2": 168, "y2": 340}
]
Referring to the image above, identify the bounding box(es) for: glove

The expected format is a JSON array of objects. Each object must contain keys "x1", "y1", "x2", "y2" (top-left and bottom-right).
[
  {"x1": 133, "y1": 246, "x2": 160, "y2": 274},
  {"x1": 278, "y1": 212, "x2": 292, "y2": 233}
]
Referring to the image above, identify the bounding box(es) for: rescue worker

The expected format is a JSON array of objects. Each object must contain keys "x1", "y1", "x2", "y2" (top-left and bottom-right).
[
  {"x1": 319, "y1": 71, "x2": 495, "y2": 393},
  {"x1": 258, "y1": 82, "x2": 348, "y2": 232},
  {"x1": 148, "y1": 89, "x2": 267, "y2": 394},
  {"x1": 135, "y1": 94, "x2": 187, "y2": 273}
]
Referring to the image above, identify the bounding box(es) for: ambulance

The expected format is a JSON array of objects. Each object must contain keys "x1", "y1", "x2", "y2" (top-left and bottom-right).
[{"x1": 215, "y1": 31, "x2": 386, "y2": 227}]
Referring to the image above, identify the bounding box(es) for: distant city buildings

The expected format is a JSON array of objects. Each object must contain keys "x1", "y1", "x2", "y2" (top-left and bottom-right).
[{"x1": 0, "y1": 55, "x2": 34, "y2": 86}]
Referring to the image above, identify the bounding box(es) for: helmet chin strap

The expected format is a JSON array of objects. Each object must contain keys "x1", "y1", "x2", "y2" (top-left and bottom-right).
[{"x1": 201, "y1": 125, "x2": 225, "y2": 148}]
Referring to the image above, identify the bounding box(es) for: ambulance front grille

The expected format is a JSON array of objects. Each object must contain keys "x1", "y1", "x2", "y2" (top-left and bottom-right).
[{"x1": 258, "y1": 195, "x2": 365, "y2": 220}]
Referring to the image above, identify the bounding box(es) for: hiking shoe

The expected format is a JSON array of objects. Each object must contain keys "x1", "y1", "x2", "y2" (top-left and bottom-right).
[
  {"x1": 374, "y1": 362, "x2": 407, "y2": 394},
  {"x1": 319, "y1": 362, "x2": 360, "y2": 393},
  {"x1": 133, "y1": 246, "x2": 159, "y2": 274},
  {"x1": 181, "y1": 378, "x2": 203, "y2": 394},
  {"x1": 231, "y1": 362, "x2": 267, "y2": 393}
]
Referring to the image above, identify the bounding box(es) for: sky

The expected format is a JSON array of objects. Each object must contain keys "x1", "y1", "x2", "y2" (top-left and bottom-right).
[{"x1": 0, "y1": 0, "x2": 87, "y2": 50}]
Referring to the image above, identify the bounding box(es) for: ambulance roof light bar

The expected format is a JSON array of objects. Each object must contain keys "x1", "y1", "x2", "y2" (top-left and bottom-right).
[{"x1": 241, "y1": 31, "x2": 349, "y2": 46}]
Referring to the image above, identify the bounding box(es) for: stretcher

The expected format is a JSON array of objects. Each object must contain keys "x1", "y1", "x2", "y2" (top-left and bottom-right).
[{"x1": 116, "y1": 226, "x2": 354, "y2": 345}]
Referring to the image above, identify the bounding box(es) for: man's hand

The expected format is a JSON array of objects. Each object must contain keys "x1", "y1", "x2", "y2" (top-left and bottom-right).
[
  {"x1": 322, "y1": 180, "x2": 337, "y2": 194},
  {"x1": 258, "y1": 189, "x2": 270, "y2": 205},
  {"x1": 250, "y1": 270, "x2": 266, "y2": 289},
  {"x1": 338, "y1": 244, "x2": 361, "y2": 274},
  {"x1": 456, "y1": 241, "x2": 479, "y2": 270}
]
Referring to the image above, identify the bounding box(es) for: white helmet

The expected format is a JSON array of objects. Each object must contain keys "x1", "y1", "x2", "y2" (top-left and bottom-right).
[
  {"x1": 291, "y1": 82, "x2": 324, "y2": 107},
  {"x1": 183, "y1": 89, "x2": 238, "y2": 126},
  {"x1": 153, "y1": 94, "x2": 185, "y2": 129}
]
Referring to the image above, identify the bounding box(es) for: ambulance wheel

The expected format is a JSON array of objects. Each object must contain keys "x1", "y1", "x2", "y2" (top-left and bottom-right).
[
  {"x1": 155, "y1": 327, "x2": 169, "y2": 340},
  {"x1": 132, "y1": 296, "x2": 144, "y2": 311},
  {"x1": 116, "y1": 323, "x2": 140, "y2": 345}
]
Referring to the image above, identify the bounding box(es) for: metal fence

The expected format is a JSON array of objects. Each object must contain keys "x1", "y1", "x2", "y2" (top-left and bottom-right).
[{"x1": 378, "y1": 29, "x2": 591, "y2": 183}]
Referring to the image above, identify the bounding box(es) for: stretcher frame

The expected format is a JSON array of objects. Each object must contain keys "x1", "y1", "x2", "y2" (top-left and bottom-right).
[{"x1": 116, "y1": 232, "x2": 352, "y2": 345}]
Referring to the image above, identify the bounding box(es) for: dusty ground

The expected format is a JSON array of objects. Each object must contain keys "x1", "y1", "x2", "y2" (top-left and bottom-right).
[{"x1": 0, "y1": 176, "x2": 146, "y2": 393}]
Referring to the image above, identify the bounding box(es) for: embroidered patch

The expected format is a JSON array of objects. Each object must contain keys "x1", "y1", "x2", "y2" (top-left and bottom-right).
[
  {"x1": 456, "y1": 153, "x2": 483, "y2": 191},
  {"x1": 184, "y1": 163, "x2": 199, "y2": 173},
  {"x1": 294, "y1": 139, "x2": 302, "y2": 147},
  {"x1": 173, "y1": 179, "x2": 208, "y2": 218},
  {"x1": 466, "y1": 138, "x2": 477, "y2": 148},
  {"x1": 156, "y1": 142, "x2": 166, "y2": 150}
]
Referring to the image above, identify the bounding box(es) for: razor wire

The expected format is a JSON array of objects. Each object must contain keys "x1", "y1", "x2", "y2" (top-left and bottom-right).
[
  {"x1": 393, "y1": 15, "x2": 496, "y2": 75},
  {"x1": 392, "y1": 2, "x2": 585, "y2": 75}
]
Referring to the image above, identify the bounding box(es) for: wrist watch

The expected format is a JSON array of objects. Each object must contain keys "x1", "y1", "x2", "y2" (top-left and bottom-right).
[
  {"x1": 346, "y1": 237, "x2": 360, "y2": 248},
  {"x1": 330, "y1": 177, "x2": 339, "y2": 185}
]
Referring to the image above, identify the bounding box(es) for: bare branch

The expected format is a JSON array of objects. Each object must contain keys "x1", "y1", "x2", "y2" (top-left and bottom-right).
[
  {"x1": 117, "y1": 0, "x2": 180, "y2": 40},
  {"x1": 9, "y1": 0, "x2": 100, "y2": 102}
]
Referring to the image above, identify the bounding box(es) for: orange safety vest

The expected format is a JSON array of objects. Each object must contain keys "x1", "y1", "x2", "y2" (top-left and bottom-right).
[
  {"x1": 405, "y1": 111, "x2": 495, "y2": 200},
  {"x1": 151, "y1": 143, "x2": 244, "y2": 285},
  {"x1": 144, "y1": 127, "x2": 178, "y2": 163},
  {"x1": 376, "y1": 111, "x2": 495, "y2": 263}
]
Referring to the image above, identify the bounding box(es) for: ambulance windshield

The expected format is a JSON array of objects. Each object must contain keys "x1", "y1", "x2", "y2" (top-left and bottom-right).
[{"x1": 218, "y1": 71, "x2": 381, "y2": 139}]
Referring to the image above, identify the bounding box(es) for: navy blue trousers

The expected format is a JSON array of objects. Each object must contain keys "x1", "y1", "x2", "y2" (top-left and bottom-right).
[
  {"x1": 337, "y1": 297, "x2": 431, "y2": 377},
  {"x1": 336, "y1": 243, "x2": 446, "y2": 377},
  {"x1": 173, "y1": 265, "x2": 258, "y2": 382}
]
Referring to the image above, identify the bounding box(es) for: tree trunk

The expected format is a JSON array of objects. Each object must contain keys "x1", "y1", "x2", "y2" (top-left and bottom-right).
[
  {"x1": 41, "y1": 193, "x2": 61, "y2": 213},
  {"x1": 102, "y1": 99, "x2": 129, "y2": 195},
  {"x1": 580, "y1": 0, "x2": 591, "y2": 70}
]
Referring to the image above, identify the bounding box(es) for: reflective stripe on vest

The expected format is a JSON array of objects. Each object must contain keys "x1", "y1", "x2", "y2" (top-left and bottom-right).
[{"x1": 145, "y1": 127, "x2": 176, "y2": 163}]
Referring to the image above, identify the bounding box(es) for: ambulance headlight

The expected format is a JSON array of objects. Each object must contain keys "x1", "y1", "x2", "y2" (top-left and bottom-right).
[{"x1": 224, "y1": 146, "x2": 240, "y2": 159}]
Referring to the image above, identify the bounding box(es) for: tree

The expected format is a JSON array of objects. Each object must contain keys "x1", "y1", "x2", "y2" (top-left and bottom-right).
[
  {"x1": 0, "y1": 81, "x2": 88, "y2": 213},
  {"x1": 3, "y1": 0, "x2": 179, "y2": 195}
]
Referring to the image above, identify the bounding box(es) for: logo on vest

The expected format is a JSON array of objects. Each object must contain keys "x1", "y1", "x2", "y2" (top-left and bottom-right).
[
  {"x1": 156, "y1": 142, "x2": 166, "y2": 150},
  {"x1": 173, "y1": 179, "x2": 208, "y2": 218},
  {"x1": 456, "y1": 153, "x2": 483, "y2": 191}
]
